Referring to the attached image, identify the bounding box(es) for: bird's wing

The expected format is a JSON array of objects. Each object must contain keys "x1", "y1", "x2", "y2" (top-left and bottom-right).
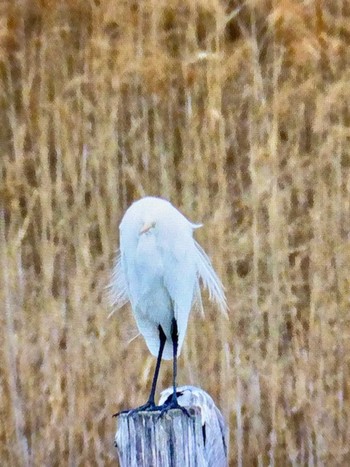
[
  {"x1": 162, "y1": 239, "x2": 198, "y2": 352},
  {"x1": 108, "y1": 249, "x2": 129, "y2": 314},
  {"x1": 194, "y1": 240, "x2": 228, "y2": 316}
]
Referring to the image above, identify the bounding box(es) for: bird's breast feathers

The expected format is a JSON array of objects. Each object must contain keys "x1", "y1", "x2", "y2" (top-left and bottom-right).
[{"x1": 125, "y1": 230, "x2": 195, "y2": 312}]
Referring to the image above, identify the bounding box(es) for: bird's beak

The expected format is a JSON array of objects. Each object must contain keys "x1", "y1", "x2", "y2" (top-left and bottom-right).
[{"x1": 139, "y1": 222, "x2": 155, "y2": 235}]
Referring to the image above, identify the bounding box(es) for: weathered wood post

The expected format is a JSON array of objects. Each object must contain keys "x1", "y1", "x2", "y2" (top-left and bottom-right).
[
  {"x1": 115, "y1": 386, "x2": 228, "y2": 467},
  {"x1": 116, "y1": 408, "x2": 206, "y2": 466}
]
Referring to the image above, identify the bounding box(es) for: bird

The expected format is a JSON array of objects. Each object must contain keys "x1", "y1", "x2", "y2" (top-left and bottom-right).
[
  {"x1": 159, "y1": 386, "x2": 229, "y2": 466},
  {"x1": 111, "y1": 196, "x2": 227, "y2": 415}
]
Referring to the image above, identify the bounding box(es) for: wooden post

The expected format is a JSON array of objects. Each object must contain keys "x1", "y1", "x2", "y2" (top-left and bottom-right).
[
  {"x1": 115, "y1": 409, "x2": 206, "y2": 466},
  {"x1": 115, "y1": 386, "x2": 228, "y2": 467}
]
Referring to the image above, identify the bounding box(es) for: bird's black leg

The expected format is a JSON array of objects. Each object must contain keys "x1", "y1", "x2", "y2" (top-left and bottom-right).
[
  {"x1": 147, "y1": 325, "x2": 166, "y2": 406},
  {"x1": 171, "y1": 317, "x2": 179, "y2": 396},
  {"x1": 113, "y1": 325, "x2": 166, "y2": 416},
  {"x1": 158, "y1": 318, "x2": 191, "y2": 418}
]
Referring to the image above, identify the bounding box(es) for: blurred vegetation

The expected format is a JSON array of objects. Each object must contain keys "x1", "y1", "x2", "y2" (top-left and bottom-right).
[{"x1": 1, "y1": 0, "x2": 350, "y2": 465}]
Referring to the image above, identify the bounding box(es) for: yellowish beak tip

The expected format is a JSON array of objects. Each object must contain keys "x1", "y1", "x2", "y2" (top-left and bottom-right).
[{"x1": 139, "y1": 222, "x2": 155, "y2": 235}]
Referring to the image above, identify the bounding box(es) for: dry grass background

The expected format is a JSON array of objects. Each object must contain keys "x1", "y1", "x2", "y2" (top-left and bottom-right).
[{"x1": 1, "y1": 0, "x2": 350, "y2": 465}]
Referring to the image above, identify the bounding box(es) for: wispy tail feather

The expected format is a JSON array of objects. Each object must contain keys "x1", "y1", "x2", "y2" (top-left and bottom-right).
[
  {"x1": 108, "y1": 250, "x2": 129, "y2": 311},
  {"x1": 194, "y1": 240, "x2": 228, "y2": 316}
]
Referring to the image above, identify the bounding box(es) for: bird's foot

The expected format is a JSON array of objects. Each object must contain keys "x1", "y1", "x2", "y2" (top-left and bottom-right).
[
  {"x1": 113, "y1": 400, "x2": 159, "y2": 417},
  {"x1": 157, "y1": 394, "x2": 192, "y2": 420}
]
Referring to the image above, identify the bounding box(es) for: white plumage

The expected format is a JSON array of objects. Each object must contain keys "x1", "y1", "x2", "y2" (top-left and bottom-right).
[{"x1": 111, "y1": 196, "x2": 227, "y2": 360}]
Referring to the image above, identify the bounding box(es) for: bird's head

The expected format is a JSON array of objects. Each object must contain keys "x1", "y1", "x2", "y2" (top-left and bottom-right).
[{"x1": 120, "y1": 196, "x2": 199, "y2": 242}]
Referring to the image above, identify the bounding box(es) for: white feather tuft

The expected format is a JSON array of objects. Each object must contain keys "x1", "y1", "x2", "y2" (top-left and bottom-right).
[
  {"x1": 194, "y1": 240, "x2": 228, "y2": 316},
  {"x1": 108, "y1": 250, "x2": 129, "y2": 314},
  {"x1": 192, "y1": 280, "x2": 205, "y2": 317}
]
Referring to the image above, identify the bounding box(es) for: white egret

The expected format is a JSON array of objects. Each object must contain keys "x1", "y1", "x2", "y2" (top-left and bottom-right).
[{"x1": 111, "y1": 196, "x2": 227, "y2": 415}]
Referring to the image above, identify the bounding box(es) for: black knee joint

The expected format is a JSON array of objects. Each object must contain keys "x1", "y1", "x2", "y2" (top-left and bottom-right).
[
  {"x1": 158, "y1": 324, "x2": 166, "y2": 343},
  {"x1": 171, "y1": 318, "x2": 178, "y2": 342}
]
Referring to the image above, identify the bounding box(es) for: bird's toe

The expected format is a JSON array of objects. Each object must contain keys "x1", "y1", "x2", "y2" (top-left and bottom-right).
[
  {"x1": 113, "y1": 400, "x2": 160, "y2": 417},
  {"x1": 156, "y1": 398, "x2": 192, "y2": 420}
]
